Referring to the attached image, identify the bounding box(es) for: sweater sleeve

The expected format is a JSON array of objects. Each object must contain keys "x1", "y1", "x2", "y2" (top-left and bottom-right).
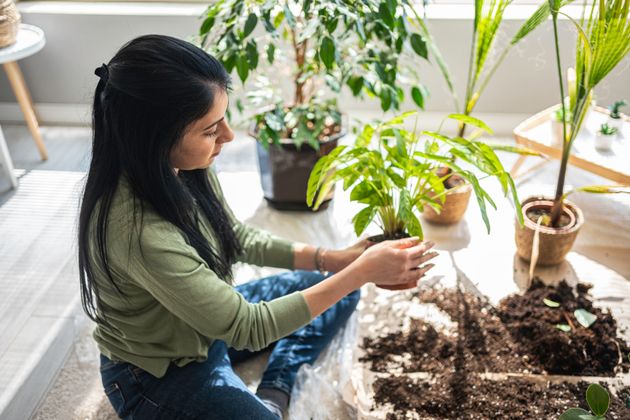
[
  {"x1": 206, "y1": 169, "x2": 296, "y2": 269},
  {"x1": 132, "y1": 221, "x2": 312, "y2": 351}
]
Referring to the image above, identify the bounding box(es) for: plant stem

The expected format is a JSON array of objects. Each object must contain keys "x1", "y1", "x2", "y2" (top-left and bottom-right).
[
  {"x1": 289, "y1": 11, "x2": 308, "y2": 106},
  {"x1": 550, "y1": 9, "x2": 568, "y2": 228}
]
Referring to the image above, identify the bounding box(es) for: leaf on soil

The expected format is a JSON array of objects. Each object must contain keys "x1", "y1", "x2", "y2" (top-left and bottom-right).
[
  {"x1": 574, "y1": 308, "x2": 597, "y2": 328},
  {"x1": 543, "y1": 298, "x2": 561, "y2": 308}
]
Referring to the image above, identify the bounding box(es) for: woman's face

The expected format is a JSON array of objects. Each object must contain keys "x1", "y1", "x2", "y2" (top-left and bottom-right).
[{"x1": 171, "y1": 89, "x2": 234, "y2": 171}]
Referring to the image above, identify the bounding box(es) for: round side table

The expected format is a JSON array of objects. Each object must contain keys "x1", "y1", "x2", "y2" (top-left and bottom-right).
[{"x1": 0, "y1": 23, "x2": 47, "y2": 161}]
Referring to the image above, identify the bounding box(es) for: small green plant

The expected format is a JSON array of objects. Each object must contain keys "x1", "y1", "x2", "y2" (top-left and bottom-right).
[
  {"x1": 542, "y1": 296, "x2": 599, "y2": 332},
  {"x1": 559, "y1": 383, "x2": 610, "y2": 419},
  {"x1": 554, "y1": 100, "x2": 573, "y2": 123},
  {"x1": 198, "y1": 0, "x2": 432, "y2": 148},
  {"x1": 608, "y1": 100, "x2": 627, "y2": 119},
  {"x1": 306, "y1": 112, "x2": 527, "y2": 239},
  {"x1": 598, "y1": 123, "x2": 618, "y2": 136}
]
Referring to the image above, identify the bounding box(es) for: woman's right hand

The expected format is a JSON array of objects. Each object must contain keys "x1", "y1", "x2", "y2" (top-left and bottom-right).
[{"x1": 349, "y1": 237, "x2": 437, "y2": 288}]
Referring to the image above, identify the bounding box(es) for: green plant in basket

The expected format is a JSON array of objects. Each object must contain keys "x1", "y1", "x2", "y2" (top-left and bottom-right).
[{"x1": 307, "y1": 112, "x2": 527, "y2": 240}]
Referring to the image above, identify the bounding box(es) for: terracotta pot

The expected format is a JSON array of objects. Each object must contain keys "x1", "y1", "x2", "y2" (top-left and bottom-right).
[
  {"x1": 422, "y1": 182, "x2": 472, "y2": 225},
  {"x1": 249, "y1": 112, "x2": 346, "y2": 211},
  {"x1": 514, "y1": 196, "x2": 584, "y2": 266}
]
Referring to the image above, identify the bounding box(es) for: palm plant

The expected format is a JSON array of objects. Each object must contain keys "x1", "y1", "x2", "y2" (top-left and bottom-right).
[
  {"x1": 406, "y1": 0, "x2": 563, "y2": 137},
  {"x1": 548, "y1": 0, "x2": 630, "y2": 226}
]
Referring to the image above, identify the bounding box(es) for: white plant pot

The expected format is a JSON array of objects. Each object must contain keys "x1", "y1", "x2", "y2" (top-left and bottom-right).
[
  {"x1": 606, "y1": 116, "x2": 624, "y2": 132},
  {"x1": 595, "y1": 132, "x2": 615, "y2": 152}
]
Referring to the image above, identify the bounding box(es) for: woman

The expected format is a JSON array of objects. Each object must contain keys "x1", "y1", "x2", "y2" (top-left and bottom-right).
[{"x1": 78, "y1": 35, "x2": 437, "y2": 419}]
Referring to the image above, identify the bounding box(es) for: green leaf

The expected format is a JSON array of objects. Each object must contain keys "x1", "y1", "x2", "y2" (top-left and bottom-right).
[
  {"x1": 380, "y1": 88, "x2": 392, "y2": 111},
  {"x1": 378, "y1": 3, "x2": 395, "y2": 29},
  {"x1": 236, "y1": 54, "x2": 249, "y2": 83},
  {"x1": 356, "y1": 125, "x2": 374, "y2": 148},
  {"x1": 246, "y1": 41, "x2": 258, "y2": 69},
  {"x1": 574, "y1": 309, "x2": 597, "y2": 328},
  {"x1": 489, "y1": 144, "x2": 543, "y2": 156},
  {"x1": 586, "y1": 383, "x2": 609, "y2": 417},
  {"x1": 558, "y1": 408, "x2": 595, "y2": 420},
  {"x1": 350, "y1": 181, "x2": 374, "y2": 202},
  {"x1": 320, "y1": 36, "x2": 335, "y2": 70},
  {"x1": 243, "y1": 13, "x2": 258, "y2": 38},
  {"x1": 411, "y1": 86, "x2": 425, "y2": 109},
  {"x1": 352, "y1": 206, "x2": 376, "y2": 236},
  {"x1": 348, "y1": 76, "x2": 364, "y2": 96},
  {"x1": 266, "y1": 44, "x2": 275, "y2": 64},
  {"x1": 307, "y1": 156, "x2": 329, "y2": 207},
  {"x1": 200, "y1": 16, "x2": 215, "y2": 36},
  {"x1": 555, "y1": 324, "x2": 571, "y2": 332},
  {"x1": 543, "y1": 298, "x2": 560, "y2": 308},
  {"x1": 447, "y1": 114, "x2": 493, "y2": 135},
  {"x1": 410, "y1": 33, "x2": 428, "y2": 59}
]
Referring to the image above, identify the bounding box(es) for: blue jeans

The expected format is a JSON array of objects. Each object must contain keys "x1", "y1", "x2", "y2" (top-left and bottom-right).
[{"x1": 99, "y1": 270, "x2": 360, "y2": 419}]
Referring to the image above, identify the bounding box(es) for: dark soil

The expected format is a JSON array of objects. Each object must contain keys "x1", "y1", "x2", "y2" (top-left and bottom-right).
[
  {"x1": 498, "y1": 279, "x2": 630, "y2": 375},
  {"x1": 525, "y1": 206, "x2": 572, "y2": 228},
  {"x1": 362, "y1": 281, "x2": 630, "y2": 417},
  {"x1": 436, "y1": 167, "x2": 466, "y2": 189},
  {"x1": 373, "y1": 376, "x2": 630, "y2": 419},
  {"x1": 360, "y1": 289, "x2": 527, "y2": 374},
  {"x1": 367, "y1": 232, "x2": 411, "y2": 243}
]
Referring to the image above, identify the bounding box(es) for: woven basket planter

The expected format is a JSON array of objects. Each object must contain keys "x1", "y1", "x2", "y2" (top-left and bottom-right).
[
  {"x1": 514, "y1": 196, "x2": 584, "y2": 266},
  {"x1": 422, "y1": 182, "x2": 472, "y2": 225},
  {"x1": 0, "y1": 0, "x2": 20, "y2": 49}
]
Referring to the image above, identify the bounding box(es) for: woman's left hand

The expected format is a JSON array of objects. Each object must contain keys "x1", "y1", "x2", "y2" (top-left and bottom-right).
[{"x1": 325, "y1": 238, "x2": 371, "y2": 272}]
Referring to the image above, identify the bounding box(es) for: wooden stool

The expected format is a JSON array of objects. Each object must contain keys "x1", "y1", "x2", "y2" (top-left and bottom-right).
[{"x1": 0, "y1": 24, "x2": 47, "y2": 161}]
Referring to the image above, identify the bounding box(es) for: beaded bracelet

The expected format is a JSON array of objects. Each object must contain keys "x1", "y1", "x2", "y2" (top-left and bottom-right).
[{"x1": 314, "y1": 247, "x2": 327, "y2": 273}]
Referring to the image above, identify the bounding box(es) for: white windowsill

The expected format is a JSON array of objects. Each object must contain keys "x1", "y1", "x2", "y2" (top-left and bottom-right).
[{"x1": 18, "y1": 1, "x2": 586, "y2": 20}]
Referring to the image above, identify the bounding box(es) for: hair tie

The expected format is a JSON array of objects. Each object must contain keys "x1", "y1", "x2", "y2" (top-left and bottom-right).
[{"x1": 94, "y1": 63, "x2": 109, "y2": 84}]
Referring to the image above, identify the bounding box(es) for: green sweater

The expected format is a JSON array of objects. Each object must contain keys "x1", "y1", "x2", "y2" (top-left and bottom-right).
[{"x1": 91, "y1": 170, "x2": 312, "y2": 378}]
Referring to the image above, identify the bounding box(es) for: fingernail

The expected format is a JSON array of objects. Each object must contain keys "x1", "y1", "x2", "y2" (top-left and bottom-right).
[{"x1": 426, "y1": 241, "x2": 435, "y2": 247}]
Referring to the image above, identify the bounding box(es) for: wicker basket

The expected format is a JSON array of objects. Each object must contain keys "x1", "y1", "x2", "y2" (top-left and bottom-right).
[
  {"x1": 0, "y1": 0, "x2": 21, "y2": 49},
  {"x1": 422, "y1": 182, "x2": 472, "y2": 225},
  {"x1": 514, "y1": 197, "x2": 584, "y2": 266}
]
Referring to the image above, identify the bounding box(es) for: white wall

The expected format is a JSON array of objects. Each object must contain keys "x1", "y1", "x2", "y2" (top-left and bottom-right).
[{"x1": 0, "y1": 2, "x2": 628, "y2": 134}]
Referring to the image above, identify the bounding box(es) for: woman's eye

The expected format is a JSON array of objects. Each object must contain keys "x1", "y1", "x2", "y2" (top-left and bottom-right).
[{"x1": 205, "y1": 131, "x2": 217, "y2": 138}]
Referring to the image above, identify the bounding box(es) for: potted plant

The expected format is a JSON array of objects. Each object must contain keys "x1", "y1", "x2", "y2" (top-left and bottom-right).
[
  {"x1": 398, "y1": 0, "x2": 556, "y2": 225},
  {"x1": 606, "y1": 99, "x2": 627, "y2": 132},
  {"x1": 307, "y1": 112, "x2": 525, "y2": 253},
  {"x1": 514, "y1": 0, "x2": 630, "y2": 266},
  {"x1": 198, "y1": 0, "x2": 432, "y2": 210},
  {"x1": 594, "y1": 123, "x2": 618, "y2": 152}
]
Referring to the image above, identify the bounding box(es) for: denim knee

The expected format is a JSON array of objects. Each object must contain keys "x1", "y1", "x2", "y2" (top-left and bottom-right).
[{"x1": 347, "y1": 287, "x2": 361, "y2": 308}]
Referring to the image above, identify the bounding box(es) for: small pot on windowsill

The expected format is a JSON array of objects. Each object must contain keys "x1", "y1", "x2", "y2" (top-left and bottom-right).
[
  {"x1": 605, "y1": 115, "x2": 624, "y2": 133},
  {"x1": 594, "y1": 123, "x2": 618, "y2": 152},
  {"x1": 422, "y1": 168, "x2": 472, "y2": 225},
  {"x1": 366, "y1": 231, "x2": 417, "y2": 290},
  {"x1": 249, "y1": 108, "x2": 346, "y2": 211},
  {"x1": 514, "y1": 196, "x2": 584, "y2": 266}
]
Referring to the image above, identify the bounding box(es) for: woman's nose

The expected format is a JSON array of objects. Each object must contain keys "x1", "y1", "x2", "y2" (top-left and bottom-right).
[{"x1": 221, "y1": 120, "x2": 235, "y2": 143}]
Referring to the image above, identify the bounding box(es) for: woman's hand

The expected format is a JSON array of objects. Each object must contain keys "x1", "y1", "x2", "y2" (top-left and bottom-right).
[
  {"x1": 347, "y1": 237, "x2": 437, "y2": 288},
  {"x1": 324, "y1": 238, "x2": 371, "y2": 272}
]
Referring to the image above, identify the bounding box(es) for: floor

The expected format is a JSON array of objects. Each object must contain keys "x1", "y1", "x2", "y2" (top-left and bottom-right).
[{"x1": 1, "y1": 124, "x2": 628, "y2": 420}]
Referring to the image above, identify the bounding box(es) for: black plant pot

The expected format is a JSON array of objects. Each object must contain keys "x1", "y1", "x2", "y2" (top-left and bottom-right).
[{"x1": 251, "y1": 121, "x2": 346, "y2": 212}]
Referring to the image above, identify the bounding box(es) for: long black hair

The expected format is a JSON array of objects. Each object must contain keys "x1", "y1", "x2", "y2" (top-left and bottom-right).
[{"x1": 78, "y1": 35, "x2": 242, "y2": 325}]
